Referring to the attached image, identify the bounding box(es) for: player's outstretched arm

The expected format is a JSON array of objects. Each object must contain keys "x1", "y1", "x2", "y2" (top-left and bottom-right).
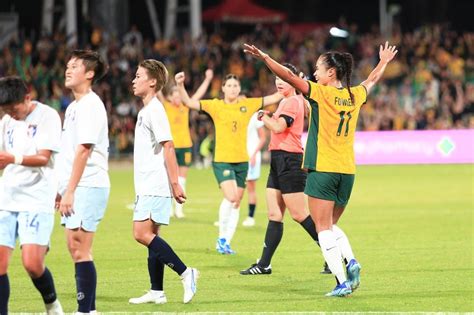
[
  {"x1": 175, "y1": 72, "x2": 200, "y2": 110},
  {"x1": 191, "y1": 69, "x2": 213, "y2": 101},
  {"x1": 244, "y1": 43, "x2": 309, "y2": 95},
  {"x1": 162, "y1": 140, "x2": 186, "y2": 204},
  {"x1": 0, "y1": 150, "x2": 52, "y2": 169},
  {"x1": 262, "y1": 92, "x2": 283, "y2": 107},
  {"x1": 361, "y1": 41, "x2": 398, "y2": 95}
]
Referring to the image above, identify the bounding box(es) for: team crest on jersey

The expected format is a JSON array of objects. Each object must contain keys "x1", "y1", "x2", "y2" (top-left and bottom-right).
[
  {"x1": 240, "y1": 106, "x2": 247, "y2": 113},
  {"x1": 28, "y1": 124, "x2": 38, "y2": 137}
]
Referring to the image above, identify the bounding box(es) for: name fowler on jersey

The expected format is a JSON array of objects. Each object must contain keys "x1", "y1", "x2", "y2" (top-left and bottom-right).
[{"x1": 334, "y1": 96, "x2": 354, "y2": 107}]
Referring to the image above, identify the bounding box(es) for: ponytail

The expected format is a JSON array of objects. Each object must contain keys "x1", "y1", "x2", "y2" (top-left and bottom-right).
[{"x1": 342, "y1": 53, "x2": 354, "y2": 104}]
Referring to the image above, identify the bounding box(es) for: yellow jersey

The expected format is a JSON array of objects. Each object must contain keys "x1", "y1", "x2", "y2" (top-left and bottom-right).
[
  {"x1": 163, "y1": 100, "x2": 192, "y2": 148},
  {"x1": 200, "y1": 97, "x2": 263, "y2": 162},
  {"x1": 304, "y1": 81, "x2": 367, "y2": 174}
]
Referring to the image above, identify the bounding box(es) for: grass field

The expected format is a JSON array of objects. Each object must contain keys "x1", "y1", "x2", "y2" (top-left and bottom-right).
[{"x1": 7, "y1": 164, "x2": 474, "y2": 313}]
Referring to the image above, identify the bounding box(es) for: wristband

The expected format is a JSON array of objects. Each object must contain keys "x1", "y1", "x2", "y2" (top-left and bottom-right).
[{"x1": 14, "y1": 154, "x2": 23, "y2": 165}]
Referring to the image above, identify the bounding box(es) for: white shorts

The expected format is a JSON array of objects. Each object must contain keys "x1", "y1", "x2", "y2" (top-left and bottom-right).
[
  {"x1": 133, "y1": 195, "x2": 172, "y2": 225},
  {"x1": 60, "y1": 187, "x2": 110, "y2": 232},
  {"x1": 0, "y1": 211, "x2": 54, "y2": 249},
  {"x1": 247, "y1": 156, "x2": 262, "y2": 181}
]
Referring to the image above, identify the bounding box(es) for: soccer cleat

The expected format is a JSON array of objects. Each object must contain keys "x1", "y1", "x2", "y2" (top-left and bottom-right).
[
  {"x1": 45, "y1": 299, "x2": 64, "y2": 315},
  {"x1": 129, "y1": 290, "x2": 167, "y2": 304},
  {"x1": 320, "y1": 262, "x2": 331, "y2": 274},
  {"x1": 242, "y1": 216, "x2": 255, "y2": 227},
  {"x1": 216, "y1": 237, "x2": 227, "y2": 254},
  {"x1": 240, "y1": 262, "x2": 272, "y2": 275},
  {"x1": 223, "y1": 242, "x2": 236, "y2": 254},
  {"x1": 181, "y1": 268, "x2": 199, "y2": 303},
  {"x1": 346, "y1": 259, "x2": 362, "y2": 290},
  {"x1": 325, "y1": 281, "x2": 352, "y2": 297}
]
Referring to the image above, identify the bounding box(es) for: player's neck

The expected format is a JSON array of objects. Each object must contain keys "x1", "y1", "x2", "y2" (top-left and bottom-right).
[
  {"x1": 142, "y1": 92, "x2": 155, "y2": 106},
  {"x1": 328, "y1": 80, "x2": 343, "y2": 89},
  {"x1": 72, "y1": 83, "x2": 91, "y2": 101}
]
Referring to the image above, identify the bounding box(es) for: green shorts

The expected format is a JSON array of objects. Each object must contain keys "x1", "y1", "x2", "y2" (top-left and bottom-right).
[
  {"x1": 175, "y1": 147, "x2": 192, "y2": 167},
  {"x1": 304, "y1": 170, "x2": 355, "y2": 206},
  {"x1": 212, "y1": 162, "x2": 249, "y2": 188}
]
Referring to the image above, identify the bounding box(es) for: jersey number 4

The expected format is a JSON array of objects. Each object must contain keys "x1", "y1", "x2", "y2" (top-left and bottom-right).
[{"x1": 337, "y1": 111, "x2": 352, "y2": 137}]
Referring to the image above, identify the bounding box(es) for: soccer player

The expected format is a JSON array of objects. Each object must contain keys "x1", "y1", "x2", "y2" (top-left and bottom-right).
[
  {"x1": 239, "y1": 64, "x2": 320, "y2": 275},
  {"x1": 129, "y1": 59, "x2": 198, "y2": 305},
  {"x1": 242, "y1": 112, "x2": 266, "y2": 227},
  {"x1": 244, "y1": 42, "x2": 398, "y2": 296},
  {"x1": 0, "y1": 77, "x2": 63, "y2": 314},
  {"x1": 175, "y1": 72, "x2": 282, "y2": 254},
  {"x1": 55, "y1": 50, "x2": 109, "y2": 313},
  {"x1": 158, "y1": 69, "x2": 214, "y2": 218}
]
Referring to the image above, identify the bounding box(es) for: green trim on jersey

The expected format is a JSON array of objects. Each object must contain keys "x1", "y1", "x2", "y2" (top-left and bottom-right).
[{"x1": 303, "y1": 82, "x2": 320, "y2": 171}]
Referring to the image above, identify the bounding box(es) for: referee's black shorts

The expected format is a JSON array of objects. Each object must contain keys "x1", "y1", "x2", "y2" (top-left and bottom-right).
[{"x1": 266, "y1": 150, "x2": 307, "y2": 194}]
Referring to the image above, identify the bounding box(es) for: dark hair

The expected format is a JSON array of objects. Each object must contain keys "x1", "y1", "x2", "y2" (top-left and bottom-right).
[
  {"x1": 282, "y1": 63, "x2": 298, "y2": 75},
  {"x1": 223, "y1": 73, "x2": 240, "y2": 86},
  {"x1": 70, "y1": 50, "x2": 108, "y2": 84},
  {"x1": 139, "y1": 59, "x2": 169, "y2": 92},
  {"x1": 0, "y1": 77, "x2": 28, "y2": 106},
  {"x1": 321, "y1": 51, "x2": 354, "y2": 103}
]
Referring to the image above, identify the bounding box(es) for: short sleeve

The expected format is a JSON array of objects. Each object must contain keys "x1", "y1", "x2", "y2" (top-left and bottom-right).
[
  {"x1": 279, "y1": 96, "x2": 300, "y2": 120},
  {"x1": 76, "y1": 102, "x2": 101, "y2": 145},
  {"x1": 35, "y1": 110, "x2": 61, "y2": 152},
  {"x1": 148, "y1": 106, "x2": 173, "y2": 144},
  {"x1": 199, "y1": 99, "x2": 219, "y2": 118},
  {"x1": 352, "y1": 85, "x2": 368, "y2": 106},
  {"x1": 306, "y1": 81, "x2": 323, "y2": 103}
]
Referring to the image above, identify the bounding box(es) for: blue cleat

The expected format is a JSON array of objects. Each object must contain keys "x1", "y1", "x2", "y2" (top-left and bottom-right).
[
  {"x1": 346, "y1": 259, "x2": 361, "y2": 290},
  {"x1": 216, "y1": 238, "x2": 227, "y2": 254},
  {"x1": 325, "y1": 281, "x2": 352, "y2": 297},
  {"x1": 223, "y1": 243, "x2": 236, "y2": 255}
]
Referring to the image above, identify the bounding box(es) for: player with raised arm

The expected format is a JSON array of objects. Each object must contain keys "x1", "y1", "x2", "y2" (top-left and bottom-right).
[
  {"x1": 244, "y1": 42, "x2": 398, "y2": 296},
  {"x1": 55, "y1": 50, "x2": 109, "y2": 314},
  {"x1": 129, "y1": 59, "x2": 198, "y2": 305},
  {"x1": 175, "y1": 71, "x2": 282, "y2": 254},
  {"x1": 239, "y1": 64, "x2": 321, "y2": 276},
  {"x1": 157, "y1": 69, "x2": 214, "y2": 218},
  {"x1": 0, "y1": 77, "x2": 63, "y2": 314}
]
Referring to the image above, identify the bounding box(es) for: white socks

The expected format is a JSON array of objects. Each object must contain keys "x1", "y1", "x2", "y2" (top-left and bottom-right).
[
  {"x1": 225, "y1": 206, "x2": 240, "y2": 244},
  {"x1": 218, "y1": 198, "x2": 233, "y2": 239},
  {"x1": 174, "y1": 177, "x2": 186, "y2": 217},
  {"x1": 332, "y1": 224, "x2": 355, "y2": 262},
  {"x1": 318, "y1": 229, "x2": 347, "y2": 284}
]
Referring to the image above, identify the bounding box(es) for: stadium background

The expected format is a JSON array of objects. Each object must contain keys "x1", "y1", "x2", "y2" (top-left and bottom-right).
[{"x1": 0, "y1": 0, "x2": 473, "y2": 313}]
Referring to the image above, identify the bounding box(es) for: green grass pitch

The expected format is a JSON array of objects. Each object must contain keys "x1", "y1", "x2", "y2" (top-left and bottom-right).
[{"x1": 7, "y1": 164, "x2": 474, "y2": 313}]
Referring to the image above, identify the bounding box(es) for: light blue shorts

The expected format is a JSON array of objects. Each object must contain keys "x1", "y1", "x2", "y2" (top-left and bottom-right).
[
  {"x1": 60, "y1": 187, "x2": 110, "y2": 232},
  {"x1": 0, "y1": 211, "x2": 54, "y2": 249},
  {"x1": 247, "y1": 158, "x2": 262, "y2": 181},
  {"x1": 133, "y1": 195, "x2": 172, "y2": 225}
]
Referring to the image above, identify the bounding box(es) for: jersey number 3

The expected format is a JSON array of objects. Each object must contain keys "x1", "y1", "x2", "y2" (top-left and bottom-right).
[{"x1": 337, "y1": 111, "x2": 352, "y2": 137}]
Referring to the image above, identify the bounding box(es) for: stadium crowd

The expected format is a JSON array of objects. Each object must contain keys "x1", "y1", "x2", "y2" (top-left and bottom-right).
[{"x1": 0, "y1": 23, "x2": 472, "y2": 158}]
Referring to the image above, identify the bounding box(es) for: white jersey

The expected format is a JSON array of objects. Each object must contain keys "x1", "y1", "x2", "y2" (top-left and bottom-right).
[
  {"x1": 134, "y1": 97, "x2": 173, "y2": 197},
  {"x1": 247, "y1": 112, "x2": 264, "y2": 158},
  {"x1": 56, "y1": 90, "x2": 110, "y2": 192},
  {"x1": 0, "y1": 102, "x2": 61, "y2": 213}
]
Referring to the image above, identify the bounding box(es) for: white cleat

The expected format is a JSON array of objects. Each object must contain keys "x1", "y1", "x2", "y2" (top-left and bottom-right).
[
  {"x1": 46, "y1": 299, "x2": 64, "y2": 315},
  {"x1": 242, "y1": 216, "x2": 255, "y2": 227},
  {"x1": 181, "y1": 268, "x2": 199, "y2": 303},
  {"x1": 129, "y1": 290, "x2": 167, "y2": 304}
]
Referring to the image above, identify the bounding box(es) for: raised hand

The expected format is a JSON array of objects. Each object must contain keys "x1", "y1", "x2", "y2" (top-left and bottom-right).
[
  {"x1": 205, "y1": 69, "x2": 214, "y2": 80},
  {"x1": 243, "y1": 43, "x2": 268, "y2": 60},
  {"x1": 175, "y1": 72, "x2": 186, "y2": 85},
  {"x1": 379, "y1": 41, "x2": 398, "y2": 64}
]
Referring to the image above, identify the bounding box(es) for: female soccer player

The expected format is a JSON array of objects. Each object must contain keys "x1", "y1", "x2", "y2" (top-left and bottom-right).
[
  {"x1": 175, "y1": 72, "x2": 282, "y2": 254},
  {"x1": 56, "y1": 50, "x2": 109, "y2": 313},
  {"x1": 0, "y1": 77, "x2": 63, "y2": 314},
  {"x1": 157, "y1": 69, "x2": 214, "y2": 219},
  {"x1": 239, "y1": 64, "x2": 320, "y2": 275},
  {"x1": 244, "y1": 42, "x2": 398, "y2": 296},
  {"x1": 129, "y1": 59, "x2": 198, "y2": 305}
]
